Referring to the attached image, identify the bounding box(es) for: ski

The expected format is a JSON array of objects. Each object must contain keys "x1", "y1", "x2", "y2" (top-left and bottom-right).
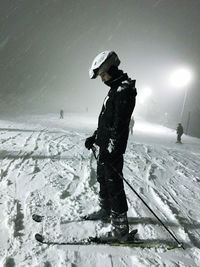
[
  {"x1": 34, "y1": 230, "x2": 178, "y2": 249},
  {"x1": 32, "y1": 213, "x2": 157, "y2": 225},
  {"x1": 34, "y1": 234, "x2": 176, "y2": 249},
  {"x1": 32, "y1": 213, "x2": 110, "y2": 223},
  {"x1": 32, "y1": 214, "x2": 44, "y2": 222},
  {"x1": 35, "y1": 229, "x2": 138, "y2": 246}
]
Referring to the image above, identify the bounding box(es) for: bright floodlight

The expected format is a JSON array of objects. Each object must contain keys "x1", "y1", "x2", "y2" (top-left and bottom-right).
[{"x1": 170, "y1": 68, "x2": 192, "y2": 88}]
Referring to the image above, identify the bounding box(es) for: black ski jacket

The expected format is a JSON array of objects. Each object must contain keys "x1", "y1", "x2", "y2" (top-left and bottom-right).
[
  {"x1": 94, "y1": 72, "x2": 137, "y2": 155},
  {"x1": 177, "y1": 125, "x2": 183, "y2": 135}
]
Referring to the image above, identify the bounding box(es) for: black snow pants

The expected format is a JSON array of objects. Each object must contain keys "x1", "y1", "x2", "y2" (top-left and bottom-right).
[
  {"x1": 177, "y1": 133, "x2": 182, "y2": 142},
  {"x1": 97, "y1": 154, "x2": 128, "y2": 214}
]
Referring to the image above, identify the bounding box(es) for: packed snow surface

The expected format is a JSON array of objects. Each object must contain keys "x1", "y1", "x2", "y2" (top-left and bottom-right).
[{"x1": 0, "y1": 113, "x2": 200, "y2": 267}]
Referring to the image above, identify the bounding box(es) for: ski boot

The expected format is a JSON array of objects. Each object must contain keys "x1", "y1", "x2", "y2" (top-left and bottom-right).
[
  {"x1": 83, "y1": 207, "x2": 110, "y2": 222},
  {"x1": 111, "y1": 211, "x2": 129, "y2": 241},
  {"x1": 94, "y1": 211, "x2": 136, "y2": 243},
  {"x1": 84, "y1": 197, "x2": 111, "y2": 221}
]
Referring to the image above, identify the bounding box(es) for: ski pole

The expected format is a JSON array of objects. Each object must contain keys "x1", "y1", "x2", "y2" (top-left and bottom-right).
[{"x1": 91, "y1": 146, "x2": 185, "y2": 249}]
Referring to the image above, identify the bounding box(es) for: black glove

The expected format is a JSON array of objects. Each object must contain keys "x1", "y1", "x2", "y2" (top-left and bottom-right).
[{"x1": 85, "y1": 135, "x2": 96, "y2": 150}]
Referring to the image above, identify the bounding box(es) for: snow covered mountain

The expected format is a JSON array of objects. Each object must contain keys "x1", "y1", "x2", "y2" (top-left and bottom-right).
[{"x1": 0, "y1": 113, "x2": 200, "y2": 266}]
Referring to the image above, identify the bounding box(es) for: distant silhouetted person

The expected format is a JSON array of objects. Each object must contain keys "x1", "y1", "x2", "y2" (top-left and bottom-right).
[
  {"x1": 129, "y1": 116, "x2": 135, "y2": 135},
  {"x1": 60, "y1": 109, "x2": 64, "y2": 119},
  {"x1": 176, "y1": 123, "x2": 184, "y2": 143}
]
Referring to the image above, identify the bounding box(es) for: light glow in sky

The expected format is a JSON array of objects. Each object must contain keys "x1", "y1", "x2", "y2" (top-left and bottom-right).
[{"x1": 170, "y1": 67, "x2": 193, "y2": 88}]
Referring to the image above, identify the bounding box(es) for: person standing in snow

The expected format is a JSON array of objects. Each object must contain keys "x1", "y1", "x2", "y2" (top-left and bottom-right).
[
  {"x1": 60, "y1": 109, "x2": 64, "y2": 119},
  {"x1": 176, "y1": 123, "x2": 184, "y2": 143},
  {"x1": 129, "y1": 116, "x2": 135, "y2": 135},
  {"x1": 85, "y1": 51, "x2": 137, "y2": 241}
]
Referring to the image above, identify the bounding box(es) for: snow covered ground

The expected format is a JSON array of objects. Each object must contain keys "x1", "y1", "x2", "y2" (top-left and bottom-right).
[{"x1": 0, "y1": 113, "x2": 200, "y2": 267}]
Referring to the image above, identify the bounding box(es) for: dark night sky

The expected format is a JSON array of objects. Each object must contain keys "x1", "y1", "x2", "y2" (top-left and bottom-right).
[{"x1": 0, "y1": 0, "x2": 199, "y2": 135}]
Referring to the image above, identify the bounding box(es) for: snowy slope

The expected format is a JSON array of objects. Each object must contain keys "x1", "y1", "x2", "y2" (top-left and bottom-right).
[{"x1": 0, "y1": 113, "x2": 200, "y2": 267}]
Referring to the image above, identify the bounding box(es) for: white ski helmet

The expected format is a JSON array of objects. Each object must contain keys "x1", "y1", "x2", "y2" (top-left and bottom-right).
[{"x1": 89, "y1": 50, "x2": 120, "y2": 79}]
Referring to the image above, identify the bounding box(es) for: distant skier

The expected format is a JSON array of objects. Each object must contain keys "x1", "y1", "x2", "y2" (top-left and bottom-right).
[
  {"x1": 176, "y1": 123, "x2": 184, "y2": 143},
  {"x1": 85, "y1": 51, "x2": 137, "y2": 241},
  {"x1": 129, "y1": 116, "x2": 135, "y2": 135},
  {"x1": 60, "y1": 109, "x2": 64, "y2": 119}
]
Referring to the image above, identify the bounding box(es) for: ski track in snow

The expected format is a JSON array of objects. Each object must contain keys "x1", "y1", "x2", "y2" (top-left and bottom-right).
[{"x1": 0, "y1": 115, "x2": 200, "y2": 266}]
